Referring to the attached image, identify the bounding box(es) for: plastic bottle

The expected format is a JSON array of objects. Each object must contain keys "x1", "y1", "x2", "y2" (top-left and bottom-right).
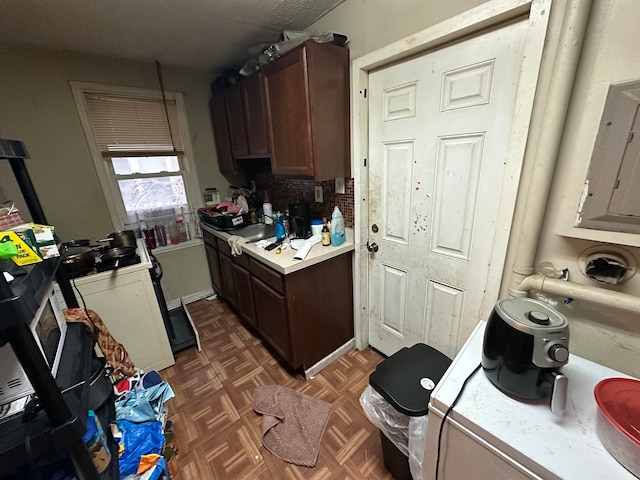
[
  {"x1": 321, "y1": 217, "x2": 331, "y2": 246},
  {"x1": 330, "y1": 206, "x2": 345, "y2": 246},
  {"x1": 275, "y1": 212, "x2": 286, "y2": 241},
  {"x1": 263, "y1": 192, "x2": 273, "y2": 225},
  {"x1": 176, "y1": 218, "x2": 188, "y2": 242}
]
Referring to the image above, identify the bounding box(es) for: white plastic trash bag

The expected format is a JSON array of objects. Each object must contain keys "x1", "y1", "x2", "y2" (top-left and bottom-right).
[{"x1": 359, "y1": 385, "x2": 428, "y2": 479}]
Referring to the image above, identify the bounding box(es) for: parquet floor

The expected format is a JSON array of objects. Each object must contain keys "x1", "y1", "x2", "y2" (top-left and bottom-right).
[{"x1": 161, "y1": 298, "x2": 395, "y2": 480}]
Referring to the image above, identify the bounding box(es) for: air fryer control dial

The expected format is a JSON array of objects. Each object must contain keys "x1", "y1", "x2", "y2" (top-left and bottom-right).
[
  {"x1": 528, "y1": 310, "x2": 550, "y2": 325},
  {"x1": 548, "y1": 343, "x2": 569, "y2": 363}
]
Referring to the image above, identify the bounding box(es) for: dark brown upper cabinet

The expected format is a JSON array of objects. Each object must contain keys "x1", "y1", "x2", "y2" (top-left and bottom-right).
[
  {"x1": 241, "y1": 72, "x2": 270, "y2": 157},
  {"x1": 262, "y1": 40, "x2": 350, "y2": 180},
  {"x1": 223, "y1": 82, "x2": 249, "y2": 158},
  {"x1": 209, "y1": 84, "x2": 236, "y2": 174}
]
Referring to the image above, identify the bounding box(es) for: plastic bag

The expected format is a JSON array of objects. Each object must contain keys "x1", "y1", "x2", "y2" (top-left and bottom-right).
[
  {"x1": 114, "y1": 420, "x2": 166, "y2": 478},
  {"x1": 115, "y1": 382, "x2": 174, "y2": 423},
  {"x1": 359, "y1": 386, "x2": 429, "y2": 479}
]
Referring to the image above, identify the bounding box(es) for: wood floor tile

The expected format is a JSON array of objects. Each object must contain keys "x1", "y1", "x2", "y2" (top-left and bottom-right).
[{"x1": 162, "y1": 298, "x2": 394, "y2": 480}]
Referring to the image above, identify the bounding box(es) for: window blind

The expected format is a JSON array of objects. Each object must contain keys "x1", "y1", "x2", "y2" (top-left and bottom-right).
[{"x1": 84, "y1": 93, "x2": 184, "y2": 156}]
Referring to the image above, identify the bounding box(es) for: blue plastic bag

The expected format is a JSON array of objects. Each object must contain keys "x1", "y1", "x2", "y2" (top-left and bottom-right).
[{"x1": 115, "y1": 420, "x2": 165, "y2": 478}]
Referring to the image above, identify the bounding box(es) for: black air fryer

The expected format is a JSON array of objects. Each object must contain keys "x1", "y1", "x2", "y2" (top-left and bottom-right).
[{"x1": 482, "y1": 298, "x2": 570, "y2": 416}]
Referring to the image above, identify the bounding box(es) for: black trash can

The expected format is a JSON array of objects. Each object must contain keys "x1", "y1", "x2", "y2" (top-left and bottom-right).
[{"x1": 369, "y1": 343, "x2": 452, "y2": 480}]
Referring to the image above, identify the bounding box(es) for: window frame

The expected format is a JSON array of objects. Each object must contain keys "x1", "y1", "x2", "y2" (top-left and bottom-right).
[{"x1": 70, "y1": 81, "x2": 201, "y2": 231}]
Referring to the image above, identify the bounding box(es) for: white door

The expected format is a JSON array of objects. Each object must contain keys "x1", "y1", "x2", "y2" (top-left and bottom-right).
[{"x1": 368, "y1": 19, "x2": 528, "y2": 358}]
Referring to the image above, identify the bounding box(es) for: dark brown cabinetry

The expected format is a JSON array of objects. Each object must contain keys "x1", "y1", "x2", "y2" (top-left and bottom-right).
[
  {"x1": 218, "y1": 73, "x2": 270, "y2": 162},
  {"x1": 202, "y1": 228, "x2": 353, "y2": 372},
  {"x1": 209, "y1": 85, "x2": 236, "y2": 174},
  {"x1": 241, "y1": 72, "x2": 270, "y2": 156},
  {"x1": 262, "y1": 40, "x2": 350, "y2": 180},
  {"x1": 204, "y1": 231, "x2": 223, "y2": 296},
  {"x1": 223, "y1": 82, "x2": 249, "y2": 158}
]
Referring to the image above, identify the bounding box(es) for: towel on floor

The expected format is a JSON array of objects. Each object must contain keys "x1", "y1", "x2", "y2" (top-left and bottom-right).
[
  {"x1": 253, "y1": 385, "x2": 332, "y2": 467},
  {"x1": 227, "y1": 235, "x2": 247, "y2": 256}
]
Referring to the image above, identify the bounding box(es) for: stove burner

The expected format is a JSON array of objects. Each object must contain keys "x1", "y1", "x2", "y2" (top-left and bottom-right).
[{"x1": 96, "y1": 254, "x2": 141, "y2": 272}]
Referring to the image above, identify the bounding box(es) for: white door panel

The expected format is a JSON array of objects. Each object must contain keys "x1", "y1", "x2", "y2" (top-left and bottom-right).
[{"x1": 368, "y1": 19, "x2": 528, "y2": 357}]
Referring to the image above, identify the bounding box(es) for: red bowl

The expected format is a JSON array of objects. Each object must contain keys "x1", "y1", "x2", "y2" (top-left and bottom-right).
[{"x1": 594, "y1": 378, "x2": 640, "y2": 477}]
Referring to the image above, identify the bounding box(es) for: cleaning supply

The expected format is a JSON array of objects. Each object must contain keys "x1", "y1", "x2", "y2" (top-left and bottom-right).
[
  {"x1": 330, "y1": 206, "x2": 345, "y2": 246},
  {"x1": 263, "y1": 192, "x2": 273, "y2": 225},
  {"x1": 275, "y1": 212, "x2": 286, "y2": 241}
]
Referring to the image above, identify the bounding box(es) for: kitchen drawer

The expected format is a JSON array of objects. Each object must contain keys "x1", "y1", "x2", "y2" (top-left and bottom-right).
[
  {"x1": 233, "y1": 252, "x2": 250, "y2": 270},
  {"x1": 216, "y1": 237, "x2": 232, "y2": 257},
  {"x1": 204, "y1": 230, "x2": 217, "y2": 248},
  {"x1": 249, "y1": 257, "x2": 284, "y2": 293},
  {"x1": 215, "y1": 236, "x2": 250, "y2": 268}
]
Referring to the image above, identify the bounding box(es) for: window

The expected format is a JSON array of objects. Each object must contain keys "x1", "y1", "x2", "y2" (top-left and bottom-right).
[{"x1": 71, "y1": 82, "x2": 199, "y2": 233}]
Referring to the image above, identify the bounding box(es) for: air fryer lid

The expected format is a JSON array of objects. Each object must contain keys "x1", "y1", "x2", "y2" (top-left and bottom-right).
[{"x1": 494, "y1": 298, "x2": 569, "y2": 334}]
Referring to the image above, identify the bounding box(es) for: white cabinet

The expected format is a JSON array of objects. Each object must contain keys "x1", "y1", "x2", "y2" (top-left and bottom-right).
[
  {"x1": 423, "y1": 321, "x2": 636, "y2": 480},
  {"x1": 55, "y1": 240, "x2": 174, "y2": 372}
]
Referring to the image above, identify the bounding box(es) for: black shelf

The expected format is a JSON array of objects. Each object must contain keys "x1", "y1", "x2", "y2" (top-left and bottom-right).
[{"x1": 0, "y1": 323, "x2": 91, "y2": 476}]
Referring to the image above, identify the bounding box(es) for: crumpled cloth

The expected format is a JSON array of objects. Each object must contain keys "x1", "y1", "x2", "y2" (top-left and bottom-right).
[
  {"x1": 227, "y1": 235, "x2": 247, "y2": 256},
  {"x1": 64, "y1": 308, "x2": 136, "y2": 380},
  {"x1": 253, "y1": 385, "x2": 332, "y2": 467}
]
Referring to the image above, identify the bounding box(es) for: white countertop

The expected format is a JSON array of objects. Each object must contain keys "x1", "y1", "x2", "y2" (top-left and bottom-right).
[
  {"x1": 430, "y1": 321, "x2": 636, "y2": 480},
  {"x1": 201, "y1": 223, "x2": 354, "y2": 275}
]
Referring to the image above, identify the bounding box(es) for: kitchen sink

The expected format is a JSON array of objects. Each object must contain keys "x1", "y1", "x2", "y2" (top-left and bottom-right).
[{"x1": 233, "y1": 223, "x2": 276, "y2": 243}]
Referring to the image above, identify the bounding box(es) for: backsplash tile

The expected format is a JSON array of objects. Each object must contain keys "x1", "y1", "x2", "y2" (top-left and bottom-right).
[{"x1": 249, "y1": 173, "x2": 354, "y2": 228}]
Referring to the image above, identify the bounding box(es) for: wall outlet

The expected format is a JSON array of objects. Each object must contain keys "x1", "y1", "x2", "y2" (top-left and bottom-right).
[
  {"x1": 314, "y1": 185, "x2": 324, "y2": 203},
  {"x1": 335, "y1": 177, "x2": 345, "y2": 194}
]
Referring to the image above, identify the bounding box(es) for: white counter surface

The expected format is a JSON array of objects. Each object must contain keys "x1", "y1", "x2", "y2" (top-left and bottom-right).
[
  {"x1": 428, "y1": 320, "x2": 636, "y2": 480},
  {"x1": 201, "y1": 223, "x2": 354, "y2": 275}
]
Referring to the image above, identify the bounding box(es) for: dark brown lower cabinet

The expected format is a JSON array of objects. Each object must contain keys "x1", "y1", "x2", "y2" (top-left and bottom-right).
[
  {"x1": 203, "y1": 229, "x2": 353, "y2": 372},
  {"x1": 251, "y1": 276, "x2": 291, "y2": 362},
  {"x1": 232, "y1": 262, "x2": 257, "y2": 329},
  {"x1": 204, "y1": 234, "x2": 223, "y2": 296},
  {"x1": 218, "y1": 252, "x2": 237, "y2": 310}
]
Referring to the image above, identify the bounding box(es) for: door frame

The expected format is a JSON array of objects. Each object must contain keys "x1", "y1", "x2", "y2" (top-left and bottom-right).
[{"x1": 351, "y1": 0, "x2": 557, "y2": 350}]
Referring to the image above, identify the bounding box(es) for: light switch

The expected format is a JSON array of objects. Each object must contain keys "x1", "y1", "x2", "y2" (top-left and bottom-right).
[
  {"x1": 335, "y1": 177, "x2": 345, "y2": 194},
  {"x1": 314, "y1": 186, "x2": 323, "y2": 203}
]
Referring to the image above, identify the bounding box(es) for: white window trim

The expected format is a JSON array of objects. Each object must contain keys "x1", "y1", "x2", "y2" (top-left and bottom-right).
[{"x1": 70, "y1": 81, "x2": 201, "y2": 230}]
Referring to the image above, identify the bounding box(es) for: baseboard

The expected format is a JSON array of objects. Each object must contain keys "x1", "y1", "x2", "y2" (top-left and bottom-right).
[
  {"x1": 167, "y1": 289, "x2": 214, "y2": 311},
  {"x1": 304, "y1": 338, "x2": 355, "y2": 379}
]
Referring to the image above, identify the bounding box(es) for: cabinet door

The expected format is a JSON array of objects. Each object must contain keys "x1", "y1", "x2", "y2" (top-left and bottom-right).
[
  {"x1": 219, "y1": 253, "x2": 237, "y2": 309},
  {"x1": 204, "y1": 241, "x2": 223, "y2": 296},
  {"x1": 242, "y1": 72, "x2": 270, "y2": 156},
  {"x1": 209, "y1": 89, "x2": 236, "y2": 174},
  {"x1": 252, "y1": 276, "x2": 291, "y2": 364},
  {"x1": 262, "y1": 44, "x2": 315, "y2": 176},
  {"x1": 231, "y1": 263, "x2": 257, "y2": 329},
  {"x1": 224, "y1": 82, "x2": 249, "y2": 158}
]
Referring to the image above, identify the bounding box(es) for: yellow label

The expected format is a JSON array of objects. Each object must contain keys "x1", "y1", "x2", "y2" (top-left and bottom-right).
[{"x1": 0, "y1": 231, "x2": 42, "y2": 265}]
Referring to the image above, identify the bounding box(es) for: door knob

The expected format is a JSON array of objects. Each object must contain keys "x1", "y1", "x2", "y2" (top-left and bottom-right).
[{"x1": 366, "y1": 241, "x2": 379, "y2": 253}]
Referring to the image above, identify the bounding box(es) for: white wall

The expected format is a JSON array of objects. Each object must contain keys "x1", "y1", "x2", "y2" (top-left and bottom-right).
[
  {"x1": 312, "y1": 0, "x2": 640, "y2": 377},
  {"x1": 535, "y1": 0, "x2": 640, "y2": 376},
  {"x1": 0, "y1": 43, "x2": 232, "y2": 303}
]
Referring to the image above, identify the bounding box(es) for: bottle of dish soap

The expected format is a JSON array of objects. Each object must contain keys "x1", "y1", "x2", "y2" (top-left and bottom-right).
[{"x1": 330, "y1": 206, "x2": 345, "y2": 246}]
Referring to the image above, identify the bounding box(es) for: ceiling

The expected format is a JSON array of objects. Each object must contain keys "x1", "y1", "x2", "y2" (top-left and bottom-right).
[{"x1": 0, "y1": 0, "x2": 345, "y2": 72}]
